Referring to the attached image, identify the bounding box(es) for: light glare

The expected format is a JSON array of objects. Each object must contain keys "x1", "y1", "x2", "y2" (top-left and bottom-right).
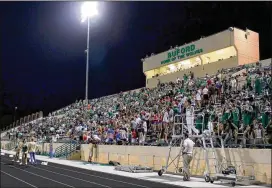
[
  {"x1": 181, "y1": 60, "x2": 190, "y2": 65},
  {"x1": 81, "y1": 2, "x2": 98, "y2": 22}
]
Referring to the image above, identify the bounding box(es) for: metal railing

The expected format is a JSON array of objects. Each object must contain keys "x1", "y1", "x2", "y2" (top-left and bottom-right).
[{"x1": 54, "y1": 141, "x2": 81, "y2": 159}]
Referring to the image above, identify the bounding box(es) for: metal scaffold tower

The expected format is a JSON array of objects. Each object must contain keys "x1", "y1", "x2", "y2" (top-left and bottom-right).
[{"x1": 158, "y1": 114, "x2": 239, "y2": 186}]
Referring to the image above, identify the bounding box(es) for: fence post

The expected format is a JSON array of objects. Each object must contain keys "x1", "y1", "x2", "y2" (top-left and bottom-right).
[
  {"x1": 65, "y1": 146, "x2": 68, "y2": 159},
  {"x1": 107, "y1": 152, "x2": 110, "y2": 163}
]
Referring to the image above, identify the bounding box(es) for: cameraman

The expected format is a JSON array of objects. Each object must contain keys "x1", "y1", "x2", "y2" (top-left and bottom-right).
[{"x1": 182, "y1": 133, "x2": 195, "y2": 181}]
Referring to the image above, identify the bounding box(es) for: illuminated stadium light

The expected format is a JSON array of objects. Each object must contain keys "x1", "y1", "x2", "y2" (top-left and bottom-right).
[
  {"x1": 81, "y1": 2, "x2": 98, "y2": 22},
  {"x1": 216, "y1": 49, "x2": 224, "y2": 55},
  {"x1": 177, "y1": 63, "x2": 182, "y2": 69},
  {"x1": 181, "y1": 60, "x2": 190, "y2": 65},
  {"x1": 81, "y1": 1, "x2": 99, "y2": 101},
  {"x1": 169, "y1": 64, "x2": 176, "y2": 71}
]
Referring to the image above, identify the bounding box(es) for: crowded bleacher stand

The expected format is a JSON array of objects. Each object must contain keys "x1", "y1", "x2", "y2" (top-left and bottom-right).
[{"x1": 3, "y1": 63, "x2": 272, "y2": 148}]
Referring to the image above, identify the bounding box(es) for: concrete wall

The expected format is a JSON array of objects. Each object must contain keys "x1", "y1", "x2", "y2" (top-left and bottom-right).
[
  {"x1": 234, "y1": 28, "x2": 260, "y2": 66},
  {"x1": 1, "y1": 140, "x2": 270, "y2": 184},
  {"x1": 146, "y1": 56, "x2": 238, "y2": 88},
  {"x1": 80, "y1": 145, "x2": 271, "y2": 184},
  {"x1": 143, "y1": 29, "x2": 233, "y2": 72}
]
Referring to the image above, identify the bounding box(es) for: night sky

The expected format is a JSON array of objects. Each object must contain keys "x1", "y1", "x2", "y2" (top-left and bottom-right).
[{"x1": 1, "y1": 1, "x2": 271, "y2": 127}]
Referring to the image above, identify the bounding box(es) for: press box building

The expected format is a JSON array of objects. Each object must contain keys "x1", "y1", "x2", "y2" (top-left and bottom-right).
[{"x1": 142, "y1": 27, "x2": 260, "y2": 88}]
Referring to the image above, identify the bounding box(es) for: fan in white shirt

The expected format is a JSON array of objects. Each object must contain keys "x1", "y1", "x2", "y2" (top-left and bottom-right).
[
  {"x1": 202, "y1": 87, "x2": 209, "y2": 95},
  {"x1": 163, "y1": 110, "x2": 169, "y2": 123},
  {"x1": 185, "y1": 99, "x2": 199, "y2": 135},
  {"x1": 176, "y1": 77, "x2": 181, "y2": 83}
]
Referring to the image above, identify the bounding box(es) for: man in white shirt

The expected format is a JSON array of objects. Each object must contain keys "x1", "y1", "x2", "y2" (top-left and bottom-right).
[
  {"x1": 231, "y1": 77, "x2": 237, "y2": 92},
  {"x1": 136, "y1": 115, "x2": 142, "y2": 125},
  {"x1": 202, "y1": 86, "x2": 209, "y2": 105},
  {"x1": 185, "y1": 99, "x2": 199, "y2": 135},
  {"x1": 176, "y1": 77, "x2": 181, "y2": 84},
  {"x1": 163, "y1": 110, "x2": 169, "y2": 124},
  {"x1": 182, "y1": 133, "x2": 195, "y2": 181},
  {"x1": 142, "y1": 121, "x2": 147, "y2": 144}
]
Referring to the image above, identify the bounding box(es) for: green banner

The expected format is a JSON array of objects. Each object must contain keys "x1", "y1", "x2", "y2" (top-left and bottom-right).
[{"x1": 161, "y1": 44, "x2": 203, "y2": 65}]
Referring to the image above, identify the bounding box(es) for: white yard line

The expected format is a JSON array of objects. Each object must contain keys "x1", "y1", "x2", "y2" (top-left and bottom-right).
[
  {"x1": 1, "y1": 170, "x2": 38, "y2": 188},
  {"x1": 1, "y1": 161, "x2": 75, "y2": 188}
]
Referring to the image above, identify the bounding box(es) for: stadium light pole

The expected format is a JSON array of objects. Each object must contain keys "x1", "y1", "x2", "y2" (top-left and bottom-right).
[
  {"x1": 13, "y1": 106, "x2": 17, "y2": 128},
  {"x1": 81, "y1": 2, "x2": 98, "y2": 103}
]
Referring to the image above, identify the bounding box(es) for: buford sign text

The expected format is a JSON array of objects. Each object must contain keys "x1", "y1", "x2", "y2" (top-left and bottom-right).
[{"x1": 161, "y1": 44, "x2": 203, "y2": 65}]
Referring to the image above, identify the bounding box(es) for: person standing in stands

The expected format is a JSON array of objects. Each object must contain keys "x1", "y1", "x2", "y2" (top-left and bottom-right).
[
  {"x1": 185, "y1": 99, "x2": 199, "y2": 135},
  {"x1": 28, "y1": 138, "x2": 37, "y2": 165},
  {"x1": 20, "y1": 139, "x2": 28, "y2": 165},
  {"x1": 255, "y1": 73, "x2": 262, "y2": 95},
  {"x1": 202, "y1": 86, "x2": 209, "y2": 106},
  {"x1": 182, "y1": 133, "x2": 195, "y2": 181}
]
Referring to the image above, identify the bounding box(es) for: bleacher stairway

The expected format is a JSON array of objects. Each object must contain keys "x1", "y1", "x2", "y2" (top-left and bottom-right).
[{"x1": 54, "y1": 141, "x2": 81, "y2": 159}]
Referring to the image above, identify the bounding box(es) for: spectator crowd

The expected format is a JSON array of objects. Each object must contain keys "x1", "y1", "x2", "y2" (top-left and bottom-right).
[{"x1": 5, "y1": 63, "x2": 272, "y2": 148}]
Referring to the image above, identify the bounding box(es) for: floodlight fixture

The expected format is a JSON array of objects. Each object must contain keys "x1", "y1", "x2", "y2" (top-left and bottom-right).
[{"x1": 81, "y1": 2, "x2": 98, "y2": 22}]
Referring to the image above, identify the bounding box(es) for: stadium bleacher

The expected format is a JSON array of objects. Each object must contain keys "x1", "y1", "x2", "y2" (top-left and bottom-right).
[{"x1": 2, "y1": 62, "x2": 272, "y2": 148}]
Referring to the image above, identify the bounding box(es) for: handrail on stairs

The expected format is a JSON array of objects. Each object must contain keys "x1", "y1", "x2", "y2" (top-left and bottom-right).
[{"x1": 54, "y1": 140, "x2": 80, "y2": 159}]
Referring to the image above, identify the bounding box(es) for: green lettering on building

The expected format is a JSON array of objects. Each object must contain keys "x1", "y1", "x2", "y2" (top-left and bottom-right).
[{"x1": 161, "y1": 44, "x2": 203, "y2": 65}]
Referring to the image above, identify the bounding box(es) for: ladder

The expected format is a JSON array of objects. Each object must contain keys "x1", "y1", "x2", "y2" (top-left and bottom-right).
[
  {"x1": 202, "y1": 134, "x2": 237, "y2": 186},
  {"x1": 202, "y1": 134, "x2": 220, "y2": 181},
  {"x1": 158, "y1": 115, "x2": 184, "y2": 176},
  {"x1": 158, "y1": 114, "x2": 204, "y2": 176}
]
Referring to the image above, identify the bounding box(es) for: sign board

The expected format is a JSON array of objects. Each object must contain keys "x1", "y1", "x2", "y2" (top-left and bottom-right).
[{"x1": 161, "y1": 44, "x2": 203, "y2": 65}]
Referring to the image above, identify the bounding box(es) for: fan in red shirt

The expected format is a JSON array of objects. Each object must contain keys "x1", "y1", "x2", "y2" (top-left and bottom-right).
[
  {"x1": 131, "y1": 129, "x2": 137, "y2": 144},
  {"x1": 83, "y1": 133, "x2": 87, "y2": 142},
  {"x1": 207, "y1": 78, "x2": 212, "y2": 86}
]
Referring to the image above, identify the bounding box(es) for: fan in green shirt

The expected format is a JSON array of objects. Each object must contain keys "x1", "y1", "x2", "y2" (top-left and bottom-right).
[
  {"x1": 242, "y1": 102, "x2": 253, "y2": 126},
  {"x1": 183, "y1": 74, "x2": 188, "y2": 82},
  {"x1": 108, "y1": 111, "x2": 113, "y2": 118},
  {"x1": 255, "y1": 75, "x2": 262, "y2": 95},
  {"x1": 22, "y1": 143, "x2": 28, "y2": 153},
  {"x1": 221, "y1": 107, "x2": 232, "y2": 125},
  {"x1": 268, "y1": 76, "x2": 272, "y2": 94},
  {"x1": 196, "y1": 78, "x2": 202, "y2": 88},
  {"x1": 195, "y1": 113, "x2": 204, "y2": 133},
  {"x1": 180, "y1": 88, "x2": 185, "y2": 94},
  {"x1": 231, "y1": 106, "x2": 240, "y2": 128},
  {"x1": 246, "y1": 75, "x2": 251, "y2": 89},
  {"x1": 201, "y1": 79, "x2": 207, "y2": 87},
  {"x1": 173, "y1": 106, "x2": 179, "y2": 115},
  {"x1": 262, "y1": 106, "x2": 271, "y2": 128}
]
